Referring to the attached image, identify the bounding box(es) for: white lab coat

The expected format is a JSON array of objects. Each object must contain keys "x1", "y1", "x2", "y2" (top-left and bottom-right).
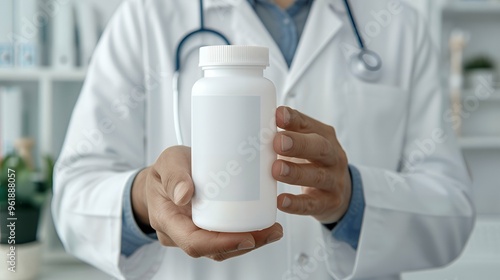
[{"x1": 52, "y1": 0, "x2": 475, "y2": 279}]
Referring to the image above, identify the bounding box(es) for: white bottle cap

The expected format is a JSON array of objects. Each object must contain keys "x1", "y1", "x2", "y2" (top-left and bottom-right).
[{"x1": 199, "y1": 45, "x2": 269, "y2": 67}]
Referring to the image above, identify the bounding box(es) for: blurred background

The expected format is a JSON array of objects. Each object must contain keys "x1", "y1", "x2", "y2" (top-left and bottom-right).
[{"x1": 0, "y1": 0, "x2": 499, "y2": 279}]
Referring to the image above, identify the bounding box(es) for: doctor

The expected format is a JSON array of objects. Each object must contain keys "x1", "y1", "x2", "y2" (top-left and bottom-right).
[{"x1": 53, "y1": 0, "x2": 475, "y2": 279}]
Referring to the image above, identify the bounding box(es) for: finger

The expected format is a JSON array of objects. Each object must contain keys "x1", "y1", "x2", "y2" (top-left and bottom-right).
[
  {"x1": 208, "y1": 249, "x2": 256, "y2": 262},
  {"x1": 147, "y1": 194, "x2": 192, "y2": 233},
  {"x1": 250, "y1": 223, "x2": 284, "y2": 248},
  {"x1": 162, "y1": 212, "x2": 257, "y2": 258},
  {"x1": 153, "y1": 146, "x2": 194, "y2": 206},
  {"x1": 272, "y1": 160, "x2": 336, "y2": 191},
  {"x1": 208, "y1": 223, "x2": 284, "y2": 262},
  {"x1": 277, "y1": 193, "x2": 336, "y2": 217},
  {"x1": 273, "y1": 131, "x2": 335, "y2": 165},
  {"x1": 170, "y1": 220, "x2": 282, "y2": 259},
  {"x1": 178, "y1": 230, "x2": 257, "y2": 258},
  {"x1": 276, "y1": 106, "x2": 335, "y2": 138}
]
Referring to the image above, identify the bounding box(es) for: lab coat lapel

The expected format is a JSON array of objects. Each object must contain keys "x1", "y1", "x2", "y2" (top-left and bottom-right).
[
  {"x1": 283, "y1": 0, "x2": 344, "y2": 94},
  {"x1": 228, "y1": 0, "x2": 289, "y2": 74}
]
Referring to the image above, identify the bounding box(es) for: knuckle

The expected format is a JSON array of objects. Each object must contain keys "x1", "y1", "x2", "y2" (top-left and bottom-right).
[
  {"x1": 150, "y1": 220, "x2": 159, "y2": 231},
  {"x1": 184, "y1": 244, "x2": 202, "y2": 258},
  {"x1": 327, "y1": 125, "x2": 336, "y2": 138},
  {"x1": 302, "y1": 198, "x2": 316, "y2": 214},
  {"x1": 299, "y1": 118, "x2": 310, "y2": 131},
  {"x1": 318, "y1": 137, "x2": 332, "y2": 158},
  {"x1": 159, "y1": 149, "x2": 169, "y2": 159},
  {"x1": 337, "y1": 150, "x2": 348, "y2": 167},
  {"x1": 293, "y1": 110, "x2": 309, "y2": 130},
  {"x1": 316, "y1": 200, "x2": 328, "y2": 216},
  {"x1": 210, "y1": 254, "x2": 227, "y2": 262},
  {"x1": 149, "y1": 167, "x2": 162, "y2": 183},
  {"x1": 149, "y1": 216, "x2": 161, "y2": 231},
  {"x1": 292, "y1": 165, "x2": 304, "y2": 183},
  {"x1": 314, "y1": 168, "x2": 328, "y2": 186},
  {"x1": 163, "y1": 145, "x2": 179, "y2": 155},
  {"x1": 158, "y1": 237, "x2": 169, "y2": 247},
  {"x1": 150, "y1": 207, "x2": 169, "y2": 229},
  {"x1": 330, "y1": 194, "x2": 342, "y2": 210}
]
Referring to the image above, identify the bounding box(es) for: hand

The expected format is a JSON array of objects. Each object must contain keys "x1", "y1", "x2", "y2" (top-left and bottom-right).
[
  {"x1": 272, "y1": 107, "x2": 352, "y2": 224},
  {"x1": 131, "y1": 146, "x2": 283, "y2": 261}
]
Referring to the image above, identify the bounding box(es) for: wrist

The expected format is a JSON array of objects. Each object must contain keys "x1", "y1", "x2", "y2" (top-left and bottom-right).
[
  {"x1": 131, "y1": 167, "x2": 153, "y2": 232},
  {"x1": 339, "y1": 168, "x2": 353, "y2": 217},
  {"x1": 323, "y1": 167, "x2": 353, "y2": 229}
]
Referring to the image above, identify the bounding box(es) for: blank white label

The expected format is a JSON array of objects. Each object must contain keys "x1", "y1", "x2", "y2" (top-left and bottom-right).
[{"x1": 192, "y1": 96, "x2": 261, "y2": 201}]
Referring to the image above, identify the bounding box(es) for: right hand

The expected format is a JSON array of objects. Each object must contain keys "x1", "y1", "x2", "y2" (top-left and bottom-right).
[{"x1": 131, "y1": 146, "x2": 283, "y2": 261}]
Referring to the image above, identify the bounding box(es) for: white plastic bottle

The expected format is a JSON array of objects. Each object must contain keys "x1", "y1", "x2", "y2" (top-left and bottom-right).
[{"x1": 191, "y1": 45, "x2": 277, "y2": 232}]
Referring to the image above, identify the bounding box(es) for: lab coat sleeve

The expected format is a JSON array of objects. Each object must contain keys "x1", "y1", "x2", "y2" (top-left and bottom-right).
[
  {"x1": 52, "y1": 1, "x2": 164, "y2": 279},
  {"x1": 323, "y1": 11, "x2": 475, "y2": 280}
]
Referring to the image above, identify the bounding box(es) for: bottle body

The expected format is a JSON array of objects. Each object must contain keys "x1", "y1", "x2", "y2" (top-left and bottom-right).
[{"x1": 191, "y1": 68, "x2": 277, "y2": 232}]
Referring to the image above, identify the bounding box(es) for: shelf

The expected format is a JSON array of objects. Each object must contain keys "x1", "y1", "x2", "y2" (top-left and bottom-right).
[
  {"x1": 443, "y1": 2, "x2": 500, "y2": 16},
  {"x1": 462, "y1": 89, "x2": 500, "y2": 101},
  {"x1": 0, "y1": 68, "x2": 87, "y2": 82},
  {"x1": 460, "y1": 137, "x2": 500, "y2": 149}
]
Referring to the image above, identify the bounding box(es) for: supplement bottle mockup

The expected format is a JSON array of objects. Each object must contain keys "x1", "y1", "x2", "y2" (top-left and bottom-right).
[{"x1": 191, "y1": 45, "x2": 277, "y2": 232}]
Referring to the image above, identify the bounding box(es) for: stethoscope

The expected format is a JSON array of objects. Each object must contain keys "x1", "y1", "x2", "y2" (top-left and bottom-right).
[{"x1": 172, "y1": 0, "x2": 382, "y2": 145}]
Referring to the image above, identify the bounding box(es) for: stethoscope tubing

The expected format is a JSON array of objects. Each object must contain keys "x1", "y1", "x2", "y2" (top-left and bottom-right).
[
  {"x1": 172, "y1": 0, "x2": 383, "y2": 146},
  {"x1": 172, "y1": 71, "x2": 183, "y2": 145}
]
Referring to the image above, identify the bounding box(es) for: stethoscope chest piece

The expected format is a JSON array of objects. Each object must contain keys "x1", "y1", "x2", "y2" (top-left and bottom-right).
[{"x1": 349, "y1": 49, "x2": 383, "y2": 83}]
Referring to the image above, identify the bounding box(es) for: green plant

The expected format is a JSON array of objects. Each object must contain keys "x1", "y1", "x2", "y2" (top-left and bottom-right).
[
  {"x1": 0, "y1": 154, "x2": 54, "y2": 244},
  {"x1": 464, "y1": 56, "x2": 495, "y2": 71},
  {"x1": 0, "y1": 154, "x2": 53, "y2": 210}
]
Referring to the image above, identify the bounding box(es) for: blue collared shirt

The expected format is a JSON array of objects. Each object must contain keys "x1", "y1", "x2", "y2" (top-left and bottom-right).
[
  {"x1": 121, "y1": 0, "x2": 366, "y2": 257},
  {"x1": 248, "y1": 0, "x2": 313, "y2": 67}
]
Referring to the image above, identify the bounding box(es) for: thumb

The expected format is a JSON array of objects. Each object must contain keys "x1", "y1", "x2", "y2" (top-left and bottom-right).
[
  {"x1": 157, "y1": 146, "x2": 194, "y2": 206},
  {"x1": 171, "y1": 179, "x2": 194, "y2": 206}
]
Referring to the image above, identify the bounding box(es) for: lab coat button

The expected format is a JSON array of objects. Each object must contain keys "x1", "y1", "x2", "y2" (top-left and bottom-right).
[
  {"x1": 295, "y1": 253, "x2": 310, "y2": 266},
  {"x1": 288, "y1": 91, "x2": 297, "y2": 98}
]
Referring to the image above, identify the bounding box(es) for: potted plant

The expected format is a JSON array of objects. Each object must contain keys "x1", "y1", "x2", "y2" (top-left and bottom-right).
[
  {"x1": 0, "y1": 139, "x2": 54, "y2": 280},
  {"x1": 464, "y1": 55, "x2": 496, "y2": 89}
]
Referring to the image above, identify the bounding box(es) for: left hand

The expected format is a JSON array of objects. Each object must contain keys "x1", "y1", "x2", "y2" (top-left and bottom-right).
[{"x1": 272, "y1": 106, "x2": 352, "y2": 224}]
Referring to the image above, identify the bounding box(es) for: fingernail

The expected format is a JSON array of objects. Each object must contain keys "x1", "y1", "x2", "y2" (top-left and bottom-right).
[
  {"x1": 238, "y1": 240, "x2": 255, "y2": 251},
  {"x1": 280, "y1": 162, "x2": 290, "y2": 176},
  {"x1": 282, "y1": 196, "x2": 292, "y2": 208},
  {"x1": 281, "y1": 135, "x2": 293, "y2": 152},
  {"x1": 174, "y1": 182, "x2": 189, "y2": 205},
  {"x1": 283, "y1": 107, "x2": 291, "y2": 125},
  {"x1": 267, "y1": 231, "x2": 283, "y2": 244}
]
